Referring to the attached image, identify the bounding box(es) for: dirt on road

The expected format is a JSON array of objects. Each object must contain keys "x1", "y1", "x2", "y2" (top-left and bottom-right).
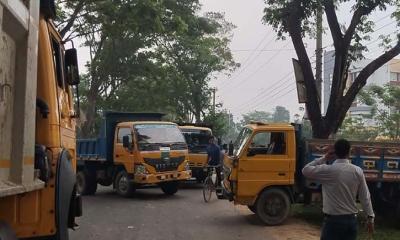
[{"x1": 234, "y1": 205, "x2": 320, "y2": 240}]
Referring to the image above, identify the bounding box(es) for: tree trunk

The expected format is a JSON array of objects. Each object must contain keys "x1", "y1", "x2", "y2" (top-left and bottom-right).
[{"x1": 80, "y1": 88, "x2": 98, "y2": 137}]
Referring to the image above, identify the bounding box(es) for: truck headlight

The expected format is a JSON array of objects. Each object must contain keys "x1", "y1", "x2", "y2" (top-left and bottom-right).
[{"x1": 134, "y1": 165, "x2": 148, "y2": 175}]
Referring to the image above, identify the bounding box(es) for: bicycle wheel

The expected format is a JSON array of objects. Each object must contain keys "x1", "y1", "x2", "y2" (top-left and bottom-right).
[{"x1": 203, "y1": 176, "x2": 213, "y2": 203}]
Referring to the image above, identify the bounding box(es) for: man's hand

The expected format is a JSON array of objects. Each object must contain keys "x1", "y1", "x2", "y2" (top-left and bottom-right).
[
  {"x1": 367, "y1": 217, "x2": 375, "y2": 235},
  {"x1": 322, "y1": 150, "x2": 336, "y2": 162}
]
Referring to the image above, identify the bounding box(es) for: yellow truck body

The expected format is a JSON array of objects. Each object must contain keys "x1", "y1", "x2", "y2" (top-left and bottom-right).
[{"x1": 0, "y1": 1, "x2": 81, "y2": 238}]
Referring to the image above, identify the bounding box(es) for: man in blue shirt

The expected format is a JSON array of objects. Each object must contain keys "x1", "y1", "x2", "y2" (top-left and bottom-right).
[{"x1": 206, "y1": 136, "x2": 222, "y2": 187}]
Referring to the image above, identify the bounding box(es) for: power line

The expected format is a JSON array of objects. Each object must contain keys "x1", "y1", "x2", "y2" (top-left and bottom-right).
[
  {"x1": 230, "y1": 53, "x2": 317, "y2": 113},
  {"x1": 221, "y1": 41, "x2": 291, "y2": 93},
  {"x1": 220, "y1": 31, "x2": 275, "y2": 87},
  {"x1": 233, "y1": 72, "x2": 294, "y2": 112}
]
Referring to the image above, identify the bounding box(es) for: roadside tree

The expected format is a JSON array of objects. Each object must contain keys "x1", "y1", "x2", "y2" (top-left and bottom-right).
[{"x1": 263, "y1": 0, "x2": 400, "y2": 138}]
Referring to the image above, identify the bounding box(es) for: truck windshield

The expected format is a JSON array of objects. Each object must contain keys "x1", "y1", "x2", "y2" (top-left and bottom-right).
[
  {"x1": 181, "y1": 129, "x2": 212, "y2": 153},
  {"x1": 233, "y1": 128, "x2": 252, "y2": 156},
  {"x1": 135, "y1": 124, "x2": 186, "y2": 150}
]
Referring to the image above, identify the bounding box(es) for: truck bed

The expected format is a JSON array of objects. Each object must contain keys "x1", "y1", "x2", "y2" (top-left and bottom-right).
[
  {"x1": 306, "y1": 139, "x2": 400, "y2": 182},
  {"x1": 77, "y1": 138, "x2": 107, "y2": 162}
]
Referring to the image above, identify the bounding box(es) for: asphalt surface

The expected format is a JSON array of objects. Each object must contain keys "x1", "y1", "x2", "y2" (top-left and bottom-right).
[{"x1": 70, "y1": 183, "x2": 319, "y2": 240}]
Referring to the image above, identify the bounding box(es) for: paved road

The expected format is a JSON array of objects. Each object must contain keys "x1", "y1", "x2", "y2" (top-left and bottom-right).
[{"x1": 70, "y1": 183, "x2": 319, "y2": 240}]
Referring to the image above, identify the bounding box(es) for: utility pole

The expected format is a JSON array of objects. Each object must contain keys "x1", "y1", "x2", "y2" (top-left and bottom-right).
[
  {"x1": 316, "y1": 4, "x2": 323, "y2": 109},
  {"x1": 212, "y1": 88, "x2": 216, "y2": 116}
]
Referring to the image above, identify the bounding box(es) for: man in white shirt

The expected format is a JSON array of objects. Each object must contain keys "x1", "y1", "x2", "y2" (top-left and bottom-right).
[{"x1": 302, "y1": 139, "x2": 374, "y2": 240}]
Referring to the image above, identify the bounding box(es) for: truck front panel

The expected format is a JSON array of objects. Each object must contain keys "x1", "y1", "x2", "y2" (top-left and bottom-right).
[
  {"x1": 223, "y1": 124, "x2": 296, "y2": 205},
  {"x1": 114, "y1": 122, "x2": 191, "y2": 185}
]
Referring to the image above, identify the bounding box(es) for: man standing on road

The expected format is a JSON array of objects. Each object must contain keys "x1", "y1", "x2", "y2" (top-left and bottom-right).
[
  {"x1": 302, "y1": 139, "x2": 375, "y2": 240},
  {"x1": 207, "y1": 136, "x2": 222, "y2": 187}
]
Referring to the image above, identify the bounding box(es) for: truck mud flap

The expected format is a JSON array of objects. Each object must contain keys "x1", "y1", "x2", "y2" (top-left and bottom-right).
[{"x1": 55, "y1": 150, "x2": 76, "y2": 240}]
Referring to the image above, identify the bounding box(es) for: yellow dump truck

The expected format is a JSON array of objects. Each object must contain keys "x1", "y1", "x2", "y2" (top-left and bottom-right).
[
  {"x1": 76, "y1": 112, "x2": 192, "y2": 197},
  {"x1": 179, "y1": 124, "x2": 213, "y2": 182},
  {"x1": 0, "y1": 0, "x2": 81, "y2": 238},
  {"x1": 222, "y1": 122, "x2": 400, "y2": 225}
]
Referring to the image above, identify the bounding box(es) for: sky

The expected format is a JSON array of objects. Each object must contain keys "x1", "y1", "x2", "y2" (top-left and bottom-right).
[{"x1": 76, "y1": 0, "x2": 398, "y2": 122}]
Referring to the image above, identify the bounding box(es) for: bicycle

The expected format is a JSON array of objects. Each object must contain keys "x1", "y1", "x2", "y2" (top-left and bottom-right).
[{"x1": 202, "y1": 165, "x2": 222, "y2": 203}]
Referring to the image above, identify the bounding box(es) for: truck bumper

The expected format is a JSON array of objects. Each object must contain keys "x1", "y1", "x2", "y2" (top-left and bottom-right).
[
  {"x1": 190, "y1": 167, "x2": 206, "y2": 179},
  {"x1": 134, "y1": 170, "x2": 192, "y2": 184}
]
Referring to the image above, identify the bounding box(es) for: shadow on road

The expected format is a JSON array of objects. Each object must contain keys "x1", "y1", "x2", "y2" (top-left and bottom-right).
[{"x1": 83, "y1": 186, "x2": 187, "y2": 201}]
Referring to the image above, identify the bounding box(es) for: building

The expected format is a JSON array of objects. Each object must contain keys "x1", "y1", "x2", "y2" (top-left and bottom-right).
[{"x1": 323, "y1": 50, "x2": 400, "y2": 125}]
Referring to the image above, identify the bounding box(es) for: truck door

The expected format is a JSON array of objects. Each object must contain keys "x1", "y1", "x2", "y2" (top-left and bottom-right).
[
  {"x1": 237, "y1": 131, "x2": 292, "y2": 198},
  {"x1": 114, "y1": 127, "x2": 134, "y2": 173}
]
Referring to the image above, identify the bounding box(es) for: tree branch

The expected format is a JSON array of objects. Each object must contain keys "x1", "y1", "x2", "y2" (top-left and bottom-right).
[
  {"x1": 323, "y1": 0, "x2": 343, "y2": 47},
  {"x1": 287, "y1": 0, "x2": 322, "y2": 123},
  {"x1": 60, "y1": 0, "x2": 86, "y2": 38},
  {"x1": 344, "y1": 42, "x2": 400, "y2": 108}
]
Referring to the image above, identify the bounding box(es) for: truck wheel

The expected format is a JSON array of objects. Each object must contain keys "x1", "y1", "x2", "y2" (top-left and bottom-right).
[
  {"x1": 247, "y1": 205, "x2": 256, "y2": 214},
  {"x1": 255, "y1": 188, "x2": 290, "y2": 225},
  {"x1": 0, "y1": 222, "x2": 17, "y2": 240},
  {"x1": 160, "y1": 181, "x2": 179, "y2": 195},
  {"x1": 115, "y1": 171, "x2": 135, "y2": 197},
  {"x1": 76, "y1": 170, "x2": 97, "y2": 195}
]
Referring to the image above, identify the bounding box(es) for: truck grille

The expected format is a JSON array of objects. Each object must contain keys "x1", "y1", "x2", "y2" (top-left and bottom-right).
[{"x1": 144, "y1": 156, "x2": 185, "y2": 172}]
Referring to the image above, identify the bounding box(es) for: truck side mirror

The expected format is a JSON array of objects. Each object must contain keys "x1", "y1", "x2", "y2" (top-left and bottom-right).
[
  {"x1": 65, "y1": 48, "x2": 80, "y2": 85},
  {"x1": 122, "y1": 135, "x2": 132, "y2": 150}
]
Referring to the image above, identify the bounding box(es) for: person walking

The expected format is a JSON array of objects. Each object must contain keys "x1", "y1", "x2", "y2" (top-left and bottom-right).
[{"x1": 302, "y1": 139, "x2": 375, "y2": 240}]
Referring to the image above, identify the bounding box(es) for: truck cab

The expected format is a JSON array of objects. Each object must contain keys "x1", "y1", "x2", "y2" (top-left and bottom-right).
[
  {"x1": 223, "y1": 122, "x2": 297, "y2": 225},
  {"x1": 179, "y1": 125, "x2": 213, "y2": 182},
  {"x1": 77, "y1": 113, "x2": 191, "y2": 197}
]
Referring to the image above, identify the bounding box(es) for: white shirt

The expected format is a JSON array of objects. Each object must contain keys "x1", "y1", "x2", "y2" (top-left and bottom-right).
[{"x1": 302, "y1": 157, "x2": 375, "y2": 217}]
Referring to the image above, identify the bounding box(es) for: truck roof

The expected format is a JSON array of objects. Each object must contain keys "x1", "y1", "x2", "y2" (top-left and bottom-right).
[
  {"x1": 246, "y1": 122, "x2": 295, "y2": 131},
  {"x1": 179, "y1": 125, "x2": 212, "y2": 132},
  {"x1": 117, "y1": 121, "x2": 177, "y2": 127}
]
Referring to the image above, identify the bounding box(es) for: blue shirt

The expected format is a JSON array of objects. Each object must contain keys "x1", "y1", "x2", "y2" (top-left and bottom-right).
[{"x1": 207, "y1": 143, "x2": 221, "y2": 166}]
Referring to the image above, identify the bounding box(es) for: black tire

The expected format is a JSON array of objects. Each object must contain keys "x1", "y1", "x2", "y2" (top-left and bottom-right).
[
  {"x1": 160, "y1": 181, "x2": 179, "y2": 195},
  {"x1": 203, "y1": 177, "x2": 213, "y2": 202},
  {"x1": 76, "y1": 170, "x2": 97, "y2": 195},
  {"x1": 247, "y1": 205, "x2": 257, "y2": 214},
  {"x1": 255, "y1": 188, "x2": 291, "y2": 225},
  {"x1": 115, "y1": 171, "x2": 135, "y2": 197},
  {"x1": 0, "y1": 222, "x2": 17, "y2": 240}
]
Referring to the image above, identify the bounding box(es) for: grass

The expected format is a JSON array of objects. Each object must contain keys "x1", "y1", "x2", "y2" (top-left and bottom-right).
[{"x1": 291, "y1": 204, "x2": 400, "y2": 240}]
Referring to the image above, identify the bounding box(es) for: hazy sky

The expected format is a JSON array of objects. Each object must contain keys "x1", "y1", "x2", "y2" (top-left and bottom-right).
[{"x1": 76, "y1": 1, "x2": 397, "y2": 121}]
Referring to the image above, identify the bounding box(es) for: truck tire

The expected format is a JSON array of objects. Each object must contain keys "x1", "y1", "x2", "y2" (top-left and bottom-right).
[
  {"x1": 115, "y1": 171, "x2": 135, "y2": 197},
  {"x1": 160, "y1": 181, "x2": 179, "y2": 195},
  {"x1": 255, "y1": 188, "x2": 290, "y2": 226},
  {"x1": 247, "y1": 205, "x2": 256, "y2": 214},
  {"x1": 76, "y1": 170, "x2": 97, "y2": 195},
  {"x1": 0, "y1": 222, "x2": 17, "y2": 240}
]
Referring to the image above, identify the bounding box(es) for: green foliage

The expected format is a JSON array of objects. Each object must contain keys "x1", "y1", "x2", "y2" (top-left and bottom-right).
[
  {"x1": 203, "y1": 109, "x2": 238, "y2": 142},
  {"x1": 240, "y1": 110, "x2": 273, "y2": 126},
  {"x1": 273, "y1": 106, "x2": 290, "y2": 122},
  {"x1": 56, "y1": 0, "x2": 237, "y2": 137},
  {"x1": 359, "y1": 84, "x2": 400, "y2": 140},
  {"x1": 337, "y1": 117, "x2": 379, "y2": 141}
]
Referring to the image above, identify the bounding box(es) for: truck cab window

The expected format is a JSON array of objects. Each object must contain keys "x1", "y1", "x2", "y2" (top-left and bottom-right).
[
  {"x1": 117, "y1": 128, "x2": 132, "y2": 143},
  {"x1": 249, "y1": 132, "x2": 286, "y2": 155},
  {"x1": 51, "y1": 38, "x2": 65, "y2": 88}
]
